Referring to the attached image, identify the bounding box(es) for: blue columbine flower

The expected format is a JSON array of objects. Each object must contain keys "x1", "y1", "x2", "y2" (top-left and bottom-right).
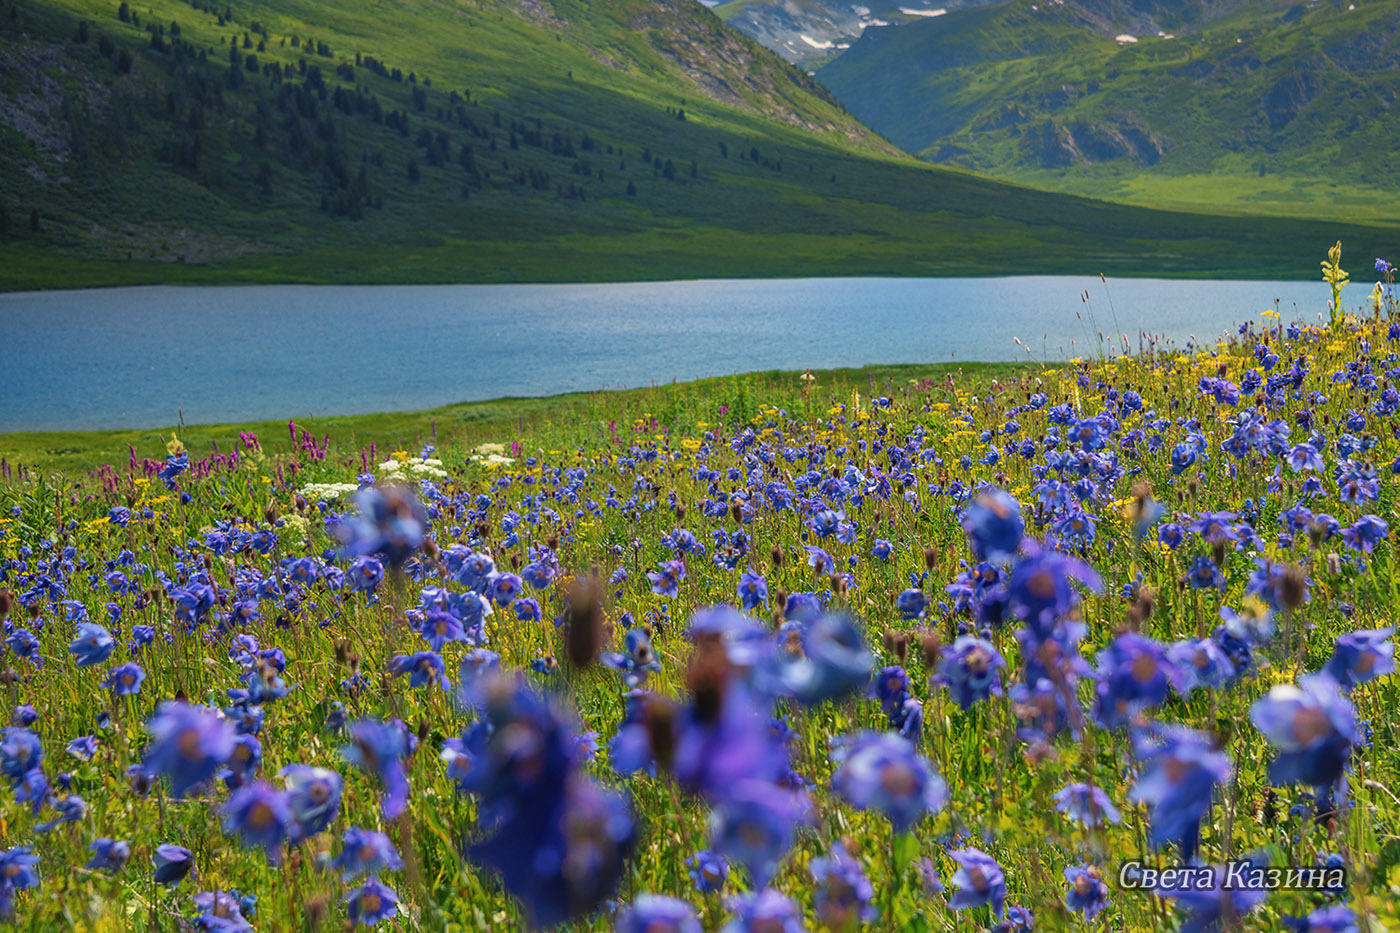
[
  {"x1": 1153, "y1": 860, "x2": 1267, "y2": 931},
  {"x1": 1185, "y1": 555, "x2": 1225, "y2": 590},
  {"x1": 221, "y1": 780, "x2": 292, "y2": 861},
  {"x1": 1251, "y1": 672, "x2": 1359, "y2": 788},
  {"x1": 0, "y1": 728, "x2": 42, "y2": 787},
  {"x1": 721, "y1": 888, "x2": 805, "y2": 933},
  {"x1": 1323, "y1": 627, "x2": 1395, "y2": 690},
  {"x1": 84, "y1": 838, "x2": 130, "y2": 874},
  {"x1": 811, "y1": 842, "x2": 878, "y2": 928},
  {"x1": 66, "y1": 735, "x2": 99, "y2": 761},
  {"x1": 220, "y1": 733, "x2": 262, "y2": 790},
  {"x1": 961, "y1": 489, "x2": 1024, "y2": 563},
  {"x1": 1093, "y1": 633, "x2": 1171, "y2": 730},
  {"x1": 337, "y1": 487, "x2": 426, "y2": 566},
  {"x1": 830, "y1": 732, "x2": 946, "y2": 833},
  {"x1": 937, "y1": 636, "x2": 1006, "y2": 709},
  {"x1": 1063, "y1": 865, "x2": 1109, "y2": 919},
  {"x1": 191, "y1": 889, "x2": 254, "y2": 931},
  {"x1": 485, "y1": 572, "x2": 523, "y2": 605},
  {"x1": 1288, "y1": 443, "x2": 1324, "y2": 472},
  {"x1": 35, "y1": 794, "x2": 86, "y2": 833},
  {"x1": 418, "y1": 610, "x2": 467, "y2": 652},
  {"x1": 708, "y1": 779, "x2": 809, "y2": 890},
  {"x1": 388, "y1": 651, "x2": 449, "y2": 691},
  {"x1": 737, "y1": 567, "x2": 767, "y2": 611},
  {"x1": 1164, "y1": 638, "x2": 1235, "y2": 696},
  {"x1": 347, "y1": 556, "x2": 385, "y2": 593},
  {"x1": 647, "y1": 560, "x2": 686, "y2": 598},
  {"x1": 947, "y1": 847, "x2": 1006, "y2": 918},
  {"x1": 1052, "y1": 782, "x2": 1122, "y2": 826},
  {"x1": 101, "y1": 662, "x2": 145, "y2": 697},
  {"x1": 1006, "y1": 541, "x2": 1100, "y2": 636},
  {"x1": 896, "y1": 588, "x2": 927, "y2": 620},
  {"x1": 281, "y1": 764, "x2": 343, "y2": 840},
  {"x1": 870, "y1": 665, "x2": 911, "y2": 722},
  {"x1": 345, "y1": 877, "x2": 398, "y2": 926},
  {"x1": 686, "y1": 849, "x2": 729, "y2": 895},
  {"x1": 768, "y1": 614, "x2": 873, "y2": 705},
  {"x1": 333, "y1": 827, "x2": 403, "y2": 881},
  {"x1": 1342, "y1": 514, "x2": 1388, "y2": 553},
  {"x1": 0, "y1": 847, "x2": 40, "y2": 917},
  {"x1": 152, "y1": 844, "x2": 194, "y2": 886},
  {"x1": 69, "y1": 623, "x2": 115, "y2": 667},
  {"x1": 1130, "y1": 725, "x2": 1231, "y2": 859},
  {"x1": 463, "y1": 676, "x2": 636, "y2": 927},
  {"x1": 616, "y1": 894, "x2": 702, "y2": 933},
  {"x1": 341, "y1": 719, "x2": 411, "y2": 820},
  {"x1": 143, "y1": 703, "x2": 236, "y2": 797},
  {"x1": 1284, "y1": 904, "x2": 1359, "y2": 932}
]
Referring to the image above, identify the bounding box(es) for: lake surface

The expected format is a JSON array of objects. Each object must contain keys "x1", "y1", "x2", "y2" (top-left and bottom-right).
[{"x1": 0, "y1": 276, "x2": 1330, "y2": 432}]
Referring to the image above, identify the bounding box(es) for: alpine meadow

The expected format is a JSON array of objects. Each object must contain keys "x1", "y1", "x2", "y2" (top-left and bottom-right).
[{"x1": 2, "y1": 1, "x2": 1400, "y2": 933}]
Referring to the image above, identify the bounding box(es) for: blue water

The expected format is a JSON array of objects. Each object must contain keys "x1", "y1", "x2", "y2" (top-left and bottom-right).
[{"x1": 0, "y1": 276, "x2": 1330, "y2": 432}]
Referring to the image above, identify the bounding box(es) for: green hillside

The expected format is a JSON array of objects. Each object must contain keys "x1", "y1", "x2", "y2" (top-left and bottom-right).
[
  {"x1": 818, "y1": 0, "x2": 1400, "y2": 222},
  {"x1": 0, "y1": 0, "x2": 1394, "y2": 290}
]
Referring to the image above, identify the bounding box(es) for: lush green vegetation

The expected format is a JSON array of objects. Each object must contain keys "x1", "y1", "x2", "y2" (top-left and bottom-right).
[
  {"x1": 818, "y1": 0, "x2": 1400, "y2": 223},
  {"x1": 1, "y1": 266, "x2": 1399, "y2": 931},
  {"x1": 0, "y1": 362, "x2": 1022, "y2": 474},
  {"x1": 2, "y1": 0, "x2": 1396, "y2": 290}
]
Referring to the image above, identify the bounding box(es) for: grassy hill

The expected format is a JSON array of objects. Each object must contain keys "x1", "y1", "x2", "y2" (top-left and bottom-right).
[
  {"x1": 818, "y1": 0, "x2": 1400, "y2": 222},
  {"x1": 0, "y1": 0, "x2": 1395, "y2": 290}
]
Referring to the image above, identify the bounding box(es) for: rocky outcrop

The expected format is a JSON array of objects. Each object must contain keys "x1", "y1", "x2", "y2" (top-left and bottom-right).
[
  {"x1": 1027, "y1": 117, "x2": 1167, "y2": 167},
  {"x1": 1263, "y1": 65, "x2": 1320, "y2": 130}
]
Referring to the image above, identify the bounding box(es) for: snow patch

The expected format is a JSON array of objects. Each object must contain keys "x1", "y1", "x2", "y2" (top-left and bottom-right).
[
  {"x1": 900, "y1": 7, "x2": 947, "y2": 16},
  {"x1": 1115, "y1": 34, "x2": 1138, "y2": 44},
  {"x1": 799, "y1": 34, "x2": 835, "y2": 49}
]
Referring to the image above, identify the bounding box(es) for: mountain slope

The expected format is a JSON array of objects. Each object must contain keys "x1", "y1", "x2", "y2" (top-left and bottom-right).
[
  {"x1": 0, "y1": 0, "x2": 1391, "y2": 290},
  {"x1": 713, "y1": 0, "x2": 994, "y2": 67},
  {"x1": 818, "y1": 0, "x2": 1400, "y2": 221}
]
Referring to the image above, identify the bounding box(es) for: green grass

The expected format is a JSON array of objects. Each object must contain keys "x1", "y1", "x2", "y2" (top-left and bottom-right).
[
  {"x1": 1, "y1": 295, "x2": 1399, "y2": 931},
  {"x1": 0, "y1": 361, "x2": 1026, "y2": 474}
]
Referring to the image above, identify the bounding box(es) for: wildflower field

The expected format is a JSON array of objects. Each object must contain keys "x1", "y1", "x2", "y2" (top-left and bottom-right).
[{"x1": 3, "y1": 265, "x2": 1400, "y2": 932}]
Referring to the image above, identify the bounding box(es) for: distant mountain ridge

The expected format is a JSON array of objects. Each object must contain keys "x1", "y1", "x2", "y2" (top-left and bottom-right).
[
  {"x1": 0, "y1": 0, "x2": 1391, "y2": 290},
  {"x1": 815, "y1": 0, "x2": 1400, "y2": 219},
  {"x1": 713, "y1": 0, "x2": 1000, "y2": 66},
  {"x1": 712, "y1": 0, "x2": 1269, "y2": 67}
]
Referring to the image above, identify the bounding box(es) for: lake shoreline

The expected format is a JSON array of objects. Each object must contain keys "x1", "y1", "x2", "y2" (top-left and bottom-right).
[
  {"x1": 0, "y1": 275, "x2": 1329, "y2": 438},
  {"x1": 0, "y1": 361, "x2": 1023, "y2": 473}
]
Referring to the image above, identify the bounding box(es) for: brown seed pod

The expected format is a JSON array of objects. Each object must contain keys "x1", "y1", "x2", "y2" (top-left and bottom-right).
[
  {"x1": 1280, "y1": 564, "x2": 1308, "y2": 610},
  {"x1": 564, "y1": 582, "x2": 603, "y2": 671},
  {"x1": 644, "y1": 696, "x2": 678, "y2": 771},
  {"x1": 919, "y1": 632, "x2": 942, "y2": 669}
]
